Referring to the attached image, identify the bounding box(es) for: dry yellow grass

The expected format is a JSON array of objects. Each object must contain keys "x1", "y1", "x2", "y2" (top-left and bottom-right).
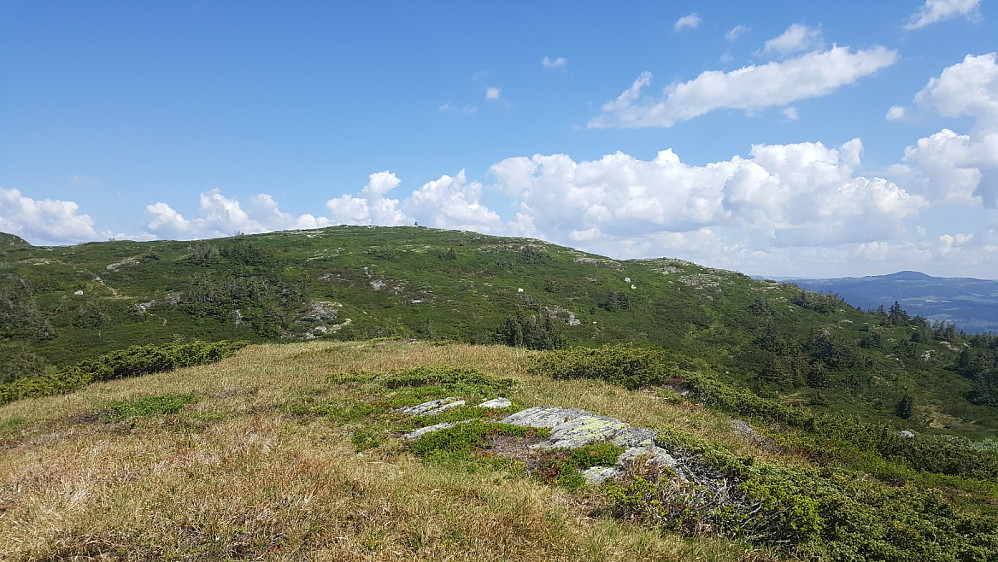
[{"x1": 0, "y1": 341, "x2": 785, "y2": 560}]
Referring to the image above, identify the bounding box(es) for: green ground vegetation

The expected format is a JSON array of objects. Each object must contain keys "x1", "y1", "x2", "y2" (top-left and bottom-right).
[{"x1": 1, "y1": 340, "x2": 996, "y2": 560}]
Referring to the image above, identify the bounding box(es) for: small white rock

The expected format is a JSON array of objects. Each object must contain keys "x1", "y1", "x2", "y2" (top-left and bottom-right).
[
  {"x1": 404, "y1": 422, "x2": 456, "y2": 440},
  {"x1": 425, "y1": 400, "x2": 465, "y2": 415},
  {"x1": 400, "y1": 397, "x2": 464, "y2": 416},
  {"x1": 583, "y1": 465, "x2": 625, "y2": 485},
  {"x1": 479, "y1": 397, "x2": 512, "y2": 409}
]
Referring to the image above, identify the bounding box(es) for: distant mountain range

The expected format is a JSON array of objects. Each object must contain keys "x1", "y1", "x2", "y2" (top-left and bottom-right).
[{"x1": 780, "y1": 271, "x2": 998, "y2": 334}]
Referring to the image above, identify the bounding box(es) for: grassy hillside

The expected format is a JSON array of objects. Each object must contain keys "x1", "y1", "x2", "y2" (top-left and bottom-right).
[
  {"x1": 1, "y1": 341, "x2": 995, "y2": 560},
  {"x1": 0, "y1": 342, "x2": 762, "y2": 560},
  {"x1": 1, "y1": 225, "x2": 996, "y2": 441},
  {"x1": 0, "y1": 233, "x2": 31, "y2": 253}
]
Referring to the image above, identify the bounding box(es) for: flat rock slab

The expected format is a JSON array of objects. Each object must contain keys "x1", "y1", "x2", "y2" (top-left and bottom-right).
[
  {"x1": 398, "y1": 397, "x2": 466, "y2": 416},
  {"x1": 401, "y1": 403, "x2": 692, "y2": 485},
  {"x1": 581, "y1": 445, "x2": 689, "y2": 484},
  {"x1": 404, "y1": 421, "x2": 457, "y2": 440},
  {"x1": 728, "y1": 419, "x2": 782, "y2": 453},
  {"x1": 499, "y1": 406, "x2": 691, "y2": 484},
  {"x1": 478, "y1": 397, "x2": 512, "y2": 409},
  {"x1": 582, "y1": 465, "x2": 626, "y2": 485},
  {"x1": 500, "y1": 406, "x2": 656, "y2": 449}
]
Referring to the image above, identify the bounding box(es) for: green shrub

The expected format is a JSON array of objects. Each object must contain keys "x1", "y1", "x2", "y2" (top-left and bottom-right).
[
  {"x1": 603, "y1": 439, "x2": 998, "y2": 560},
  {"x1": 531, "y1": 345, "x2": 675, "y2": 390},
  {"x1": 374, "y1": 367, "x2": 515, "y2": 395},
  {"x1": 0, "y1": 368, "x2": 93, "y2": 405},
  {"x1": 0, "y1": 340, "x2": 246, "y2": 405},
  {"x1": 0, "y1": 350, "x2": 50, "y2": 384},
  {"x1": 69, "y1": 339, "x2": 248, "y2": 383},
  {"x1": 102, "y1": 393, "x2": 197, "y2": 420},
  {"x1": 605, "y1": 475, "x2": 820, "y2": 545},
  {"x1": 535, "y1": 442, "x2": 627, "y2": 490},
  {"x1": 350, "y1": 427, "x2": 385, "y2": 451},
  {"x1": 895, "y1": 395, "x2": 914, "y2": 419},
  {"x1": 496, "y1": 311, "x2": 566, "y2": 350},
  {"x1": 569, "y1": 442, "x2": 626, "y2": 470},
  {"x1": 751, "y1": 467, "x2": 998, "y2": 560},
  {"x1": 533, "y1": 346, "x2": 998, "y2": 480},
  {"x1": 409, "y1": 421, "x2": 540, "y2": 457},
  {"x1": 0, "y1": 276, "x2": 44, "y2": 338},
  {"x1": 679, "y1": 370, "x2": 998, "y2": 480}
]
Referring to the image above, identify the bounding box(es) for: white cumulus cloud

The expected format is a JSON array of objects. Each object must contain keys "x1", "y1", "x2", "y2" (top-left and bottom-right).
[
  {"x1": 936, "y1": 228, "x2": 998, "y2": 268},
  {"x1": 542, "y1": 56, "x2": 567, "y2": 69},
  {"x1": 145, "y1": 189, "x2": 331, "y2": 240},
  {"x1": 142, "y1": 170, "x2": 508, "y2": 239},
  {"x1": 589, "y1": 46, "x2": 898, "y2": 128},
  {"x1": 914, "y1": 52, "x2": 998, "y2": 133},
  {"x1": 904, "y1": 0, "x2": 981, "y2": 30},
  {"x1": 249, "y1": 194, "x2": 328, "y2": 231},
  {"x1": 725, "y1": 25, "x2": 750, "y2": 42},
  {"x1": 894, "y1": 129, "x2": 988, "y2": 203},
  {"x1": 484, "y1": 141, "x2": 938, "y2": 276},
  {"x1": 145, "y1": 202, "x2": 193, "y2": 236},
  {"x1": 674, "y1": 13, "x2": 701, "y2": 32},
  {"x1": 486, "y1": 87, "x2": 502, "y2": 100},
  {"x1": 761, "y1": 24, "x2": 824, "y2": 57},
  {"x1": 0, "y1": 188, "x2": 100, "y2": 245},
  {"x1": 886, "y1": 105, "x2": 907, "y2": 120},
  {"x1": 893, "y1": 53, "x2": 998, "y2": 207},
  {"x1": 489, "y1": 139, "x2": 924, "y2": 251},
  {"x1": 407, "y1": 170, "x2": 502, "y2": 231},
  {"x1": 439, "y1": 102, "x2": 478, "y2": 114},
  {"x1": 326, "y1": 171, "x2": 407, "y2": 226}
]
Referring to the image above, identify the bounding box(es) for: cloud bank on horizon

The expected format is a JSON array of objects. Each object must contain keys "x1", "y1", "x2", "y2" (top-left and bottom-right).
[{"x1": 1, "y1": 0, "x2": 996, "y2": 278}]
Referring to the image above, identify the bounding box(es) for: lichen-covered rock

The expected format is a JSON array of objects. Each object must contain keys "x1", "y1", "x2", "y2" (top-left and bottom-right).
[
  {"x1": 500, "y1": 406, "x2": 655, "y2": 449},
  {"x1": 478, "y1": 397, "x2": 512, "y2": 409},
  {"x1": 578, "y1": 446, "x2": 691, "y2": 484},
  {"x1": 402, "y1": 402, "x2": 693, "y2": 486},
  {"x1": 297, "y1": 301, "x2": 341, "y2": 324},
  {"x1": 404, "y1": 421, "x2": 457, "y2": 440},
  {"x1": 398, "y1": 397, "x2": 465, "y2": 416},
  {"x1": 582, "y1": 465, "x2": 626, "y2": 485},
  {"x1": 498, "y1": 406, "x2": 688, "y2": 484},
  {"x1": 618, "y1": 445, "x2": 690, "y2": 481},
  {"x1": 728, "y1": 419, "x2": 781, "y2": 453}
]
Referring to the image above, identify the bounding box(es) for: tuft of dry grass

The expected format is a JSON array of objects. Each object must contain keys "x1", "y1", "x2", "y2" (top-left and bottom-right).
[{"x1": 0, "y1": 341, "x2": 783, "y2": 560}]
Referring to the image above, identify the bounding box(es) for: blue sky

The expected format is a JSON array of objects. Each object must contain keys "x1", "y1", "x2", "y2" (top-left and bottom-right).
[{"x1": 2, "y1": 1, "x2": 997, "y2": 278}]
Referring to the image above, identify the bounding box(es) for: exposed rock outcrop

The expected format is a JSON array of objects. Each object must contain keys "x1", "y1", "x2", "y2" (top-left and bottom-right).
[
  {"x1": 399, "y1": 397, "x2": 466, "y2": 416},
  {"x1": 400, "y1": 400, "x2": 692, "y2": 484},
  {"x1": 500, "y1": 406, "x2": 655, "y2": 449}
]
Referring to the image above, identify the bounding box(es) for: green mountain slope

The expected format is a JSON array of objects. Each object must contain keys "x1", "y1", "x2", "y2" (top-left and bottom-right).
[
  {"x1": 0, "y1": 232, "x2": 31, "y2": 252},
  {"x1": 1, "y1": 225, "x2": 996, "y2": 439}
]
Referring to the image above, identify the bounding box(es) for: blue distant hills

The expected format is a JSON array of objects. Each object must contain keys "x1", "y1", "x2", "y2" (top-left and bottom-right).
[{"x1": 778, "y1": 271, "x2": 998, "y2": 334}]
